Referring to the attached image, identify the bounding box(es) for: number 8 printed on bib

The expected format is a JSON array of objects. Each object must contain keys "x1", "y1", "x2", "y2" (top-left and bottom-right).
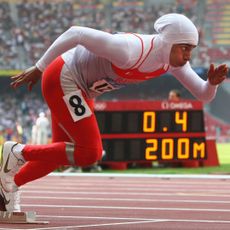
[{"x1": 63, "y1": 90, "x2": 92, "y2": 122}]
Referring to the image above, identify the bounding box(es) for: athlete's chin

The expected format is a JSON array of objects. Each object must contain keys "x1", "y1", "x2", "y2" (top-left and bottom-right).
[{"x1": 173, "y1": 62, "x2": 187, "y2": 67}]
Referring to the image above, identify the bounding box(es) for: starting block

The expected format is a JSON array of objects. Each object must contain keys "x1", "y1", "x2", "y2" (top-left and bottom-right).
[{"x1": 0, "y1": 211, "x2": 49, "y2": 224}]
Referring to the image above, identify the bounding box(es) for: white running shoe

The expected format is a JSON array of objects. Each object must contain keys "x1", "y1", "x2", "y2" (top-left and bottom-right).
[
  {"x1": 0, "y1": 188, "x2": 21, "y2": 212},
  {"x1": 0, "y1": 141, "x2": 25, "y2": 192}
]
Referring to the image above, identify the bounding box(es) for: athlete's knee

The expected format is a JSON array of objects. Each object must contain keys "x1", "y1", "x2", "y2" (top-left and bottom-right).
[
  {"x1": 65, "y1": 142, "x2": 102, "y2": 167},
  {"x1": 75, "y1": 145, "x2": 103, "y2": 167}
]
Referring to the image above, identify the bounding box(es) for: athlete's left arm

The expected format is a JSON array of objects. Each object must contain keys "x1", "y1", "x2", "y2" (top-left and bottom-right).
[{"x1": 170, "y1": 63, "x2": 228, "y2": 102}]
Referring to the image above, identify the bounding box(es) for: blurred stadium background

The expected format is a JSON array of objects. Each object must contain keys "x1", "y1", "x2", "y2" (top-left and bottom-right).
[{"x1": 0, "y1": 0, "x2": 230, "y2": 146}]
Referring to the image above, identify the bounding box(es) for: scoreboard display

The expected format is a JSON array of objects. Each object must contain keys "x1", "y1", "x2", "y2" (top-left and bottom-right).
[{"x1": 94, "y1": 100, "x2": 206, "y2": 162}]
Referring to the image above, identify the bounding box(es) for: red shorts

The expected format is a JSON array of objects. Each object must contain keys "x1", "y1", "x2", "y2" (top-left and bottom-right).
[{"x1": 42, "y1": 56, "x2": 102, "y2": 152}]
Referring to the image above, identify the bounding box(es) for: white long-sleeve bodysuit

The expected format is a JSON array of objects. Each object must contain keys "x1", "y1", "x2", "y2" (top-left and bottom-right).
[{"x1": 36, "y1": 14, "x2": 217, "y2": 102}]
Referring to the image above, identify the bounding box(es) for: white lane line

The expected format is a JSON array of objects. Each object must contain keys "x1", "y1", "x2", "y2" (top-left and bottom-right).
[
  {"x1": 25, "y1": 220, "x2": 166, "y2": 230},
  {"x1": 23, "y1": 180, "x2": 230, "y2": 188},
  {"x1": 38, "y1": 215, "x2": 165, "y2": 220},
  {"x1": 0, "y1": 229, "x2": 25, "y2": 230},
  {"x1": 22, "y1": 195, "x2": 230, "y2": 204},
  {"x1": 22, "y1": 204, "x2": 230, "y2": 212},
  {"x1": 25, "y1": 216, "x2": 230, "y2": 230},
  {"x1": 21, "y1": 190, "x2": 230, "y2": 197},
  {"x1": 50, "y1": 218, "x2": 230, "y2": 229},
  {"x1": 37, "y1": 215, "x2": 230, "y2": 223},
  {"x1": 31, "y1": 180, "x2": 230, "y2": 188},
  {"x1": 22, "y1": 185, "x2": 230, "y2": 194},
  {"x1": 37, "y1": 215, "x2": 230, "y2": 224},
  {"x1": 50, "y1": 172, "x2": 230, "y2": 179}
]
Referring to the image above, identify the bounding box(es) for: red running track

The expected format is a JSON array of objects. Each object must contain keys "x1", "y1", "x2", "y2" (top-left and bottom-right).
[{"x1": 1, "y1": 173, "x2": 230, "y2": 230}]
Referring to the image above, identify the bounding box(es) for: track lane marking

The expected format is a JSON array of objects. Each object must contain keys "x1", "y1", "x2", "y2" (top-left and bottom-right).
[
  {"x1": 21, "y1": 190, "x2": 230, "y2": 197},
  {"x1": 23, "y1": 216, "x2": 230, "y2": 230},
  {"x1": 22, "y1": 195, "x2": 230, "y2": 204},
  {"x1": 22, "y1": 204, "x2": 230, "y2": 212},
  {"x1": 22, "y1": 185, "x2": 230, "y2": 194}
]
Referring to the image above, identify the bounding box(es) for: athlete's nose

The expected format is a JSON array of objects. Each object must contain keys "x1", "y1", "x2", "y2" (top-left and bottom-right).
[{"x1": 184, "y1": 51, "x2": 192, "y2": 61}]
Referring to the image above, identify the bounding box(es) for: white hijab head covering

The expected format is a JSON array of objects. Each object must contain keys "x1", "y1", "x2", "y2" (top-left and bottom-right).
[{"x1": 153, "y1": 13, "x2": 199, "y2": 64}]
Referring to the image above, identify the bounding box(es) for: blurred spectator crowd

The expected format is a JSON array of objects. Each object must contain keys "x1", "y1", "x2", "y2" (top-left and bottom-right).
[
  {"x1": 0, "y1": 91, "x2": 49, "y2": 144},
  {"x1": 0, "y1": 0, "x2": 204, "y2": 70},
  {"x1": 1, "y1": 0, "x2": 230, "y2": 68}
]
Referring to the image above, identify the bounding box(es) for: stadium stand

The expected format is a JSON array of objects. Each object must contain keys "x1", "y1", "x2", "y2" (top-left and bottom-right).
[
  {"x1": 205, "y1": 0, "x2": 230, "y2": 46},
  {"x1": 204, "y1": 110, "x2": 230, "y2": 142}
]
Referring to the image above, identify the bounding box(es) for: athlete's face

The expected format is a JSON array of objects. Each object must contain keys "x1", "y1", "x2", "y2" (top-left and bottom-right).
[{"x1": 169, "y1": 44, "x2": 196, "y2": 67}]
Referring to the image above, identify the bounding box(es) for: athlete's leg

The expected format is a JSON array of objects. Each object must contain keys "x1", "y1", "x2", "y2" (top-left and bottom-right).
[
  {"x1": 0, "y1": 57, "x2": 102, "y2": 212},
  {"x1": 22, "y1": 56, "x2": 102, "y2": 166},
  {"x1": 14, "y1": 114, "x2": 69, "y2": 187},
  {"x1": 0, "y1": 113, "x2": 72, "y2": 211}
]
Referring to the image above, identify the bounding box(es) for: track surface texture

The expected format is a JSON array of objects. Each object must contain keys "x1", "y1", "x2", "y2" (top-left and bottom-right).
[{"x1": 1, "y1": 173, "x2": 230, "y2": 230}]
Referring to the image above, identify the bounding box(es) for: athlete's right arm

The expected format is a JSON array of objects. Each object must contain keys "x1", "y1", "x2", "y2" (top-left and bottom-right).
[
  {"x1": 11, "y1": 66, "x2": 42, "y2": 90},
  {"x1": 36, "y1": 26, "x2": 138, "y2": 71},
  {"x1": 11, "y1": 27, "x2": 141, "y2": 90}
]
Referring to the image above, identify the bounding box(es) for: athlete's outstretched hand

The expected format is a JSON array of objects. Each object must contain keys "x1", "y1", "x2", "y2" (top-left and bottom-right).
[
  {"x1": 11, "y1": 66, "x2": 42, "y2": 91},
  {"x1": 207, "y1": 63, "x2": 228, "y2": 85}
]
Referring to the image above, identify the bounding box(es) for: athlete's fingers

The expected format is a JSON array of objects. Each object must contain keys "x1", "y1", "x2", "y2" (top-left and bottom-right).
[
  {"x1": 11, "y1": 72, "x2": 24, "y2": 79},
  {"x1": 209, "y1": 74, "x2": 226, "y2": 85},
  {"x1": 216, "y1": 64, "x2": 228, "y2": 73},
  {"x1": 28, "y1": 79, "x2": 38, "y2": 91},
  {"x1": 11, "y1": 66, "x2": 41, "y2": 89},
  {"x1": 11, "y1": 76, "x2": 25, "y2": 86},
  {"x1": 215, "y1": 68, "x2": 228, "y2": 79},
  {"x1": 28, "y1": 81, "x2": 33, "y2": 91},
  {"x1": 209, "y1": 63, "x2": 215, "y2": 72},
  {"x1": 12, "y1": 75, "x2": 27, "y2": 83},
  {"x1": 11, "y1": 75, "x2": 29, "y2": 88},
  {"x1": 218, "y1": 64, "x2": 227, "y2": 69}
]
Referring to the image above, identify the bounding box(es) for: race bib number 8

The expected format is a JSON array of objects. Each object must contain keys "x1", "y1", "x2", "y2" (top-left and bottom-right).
[{"x1": 63, "y1": 90, "x2": 92, "y2": 122}]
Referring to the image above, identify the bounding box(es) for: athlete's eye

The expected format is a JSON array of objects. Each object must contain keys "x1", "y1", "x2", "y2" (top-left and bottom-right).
[{"x1": 181, "y1": 46, "x2": 187, "y2": 51}]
